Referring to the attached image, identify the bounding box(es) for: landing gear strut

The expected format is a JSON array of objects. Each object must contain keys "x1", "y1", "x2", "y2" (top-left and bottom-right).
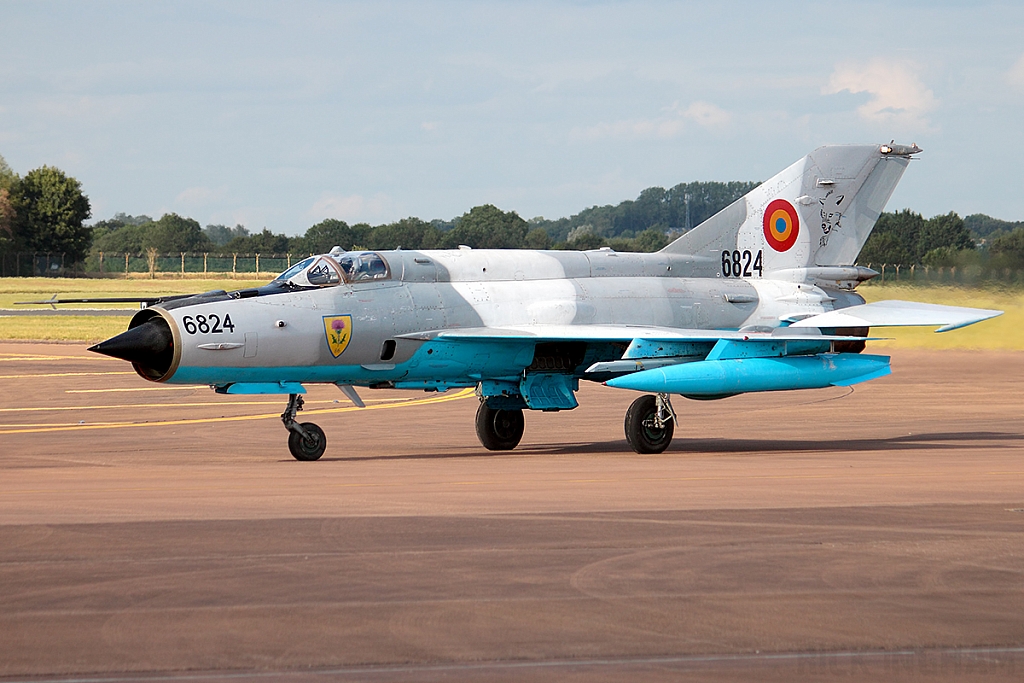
[
  {"x1": 475, "y1": 402, "x2": 525, "y2": 451},
  {"x1": 282, "y1": 393, "x2": 326, "y2": 461},
  {"x1": 624, "y1": 393, "x2": 675, "y2": 454}
]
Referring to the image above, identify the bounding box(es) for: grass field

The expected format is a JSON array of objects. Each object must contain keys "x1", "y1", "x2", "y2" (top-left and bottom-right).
[
  {"x1": 0, "y1": 277, "x2": 266, "y2": 342},
  {"x1": 1, "y1": 277, "x2": 1019, "y2": 349},
  {"x1": 0, "y1": 276, "x2": 266, "y2": 309},
  {"x1": 859, "y1": 284, "x2": 1020, "y2": 351}
]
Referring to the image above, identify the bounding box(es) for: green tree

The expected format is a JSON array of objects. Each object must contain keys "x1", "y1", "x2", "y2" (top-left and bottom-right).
[
  {"x1": 917, "y1": 212, "x2": 975, "y2": 256},
  {"x1": 90, "y1": 214, "x2": 153, "y2": 253},
  {"x1": 533, "y1": 180, "x2": 759, "y2": 243},
  {"x1": 367, "y1": 217, "x2": 442, "y2": 250},
  {"x1": 0, "y1": 154, "x2": 16, "y2": 191},
  {"x1": 0, "y1": 189, "x2": 15, "y2": 251},
  {"x1": 12, "y1": 166, "x2": 92, "y2": 262},
  {"x1": 524, "y1": 227, "x2": 552, "y2": 249},
  {"x1": 92, "y1": 223, "x2": 148, "y2": 253},
  {"x1": 989, "y1": 228, "x2": 1024, "y2": 269},
  {"x1": 866, "y1": 209, "x2": 924, "y2": 265},
  {"x1": 246, "y1": 228, "x2": 291, "y2": 254},
  {"x1": 443, "y1": 205, "x2": 529, "y2": 249},
  {"x1": 142, "y1": 213, "x2": 212, "y2": 253},
  {"x1": 203, "y1": 223, "x2": 248, "y2": 247},
  {"x1": 860, "y1": 210, "x2": 975, "y2": 266},
  {"x1": 633, "y1": 227, "x2": 669, "y2": 252},
  {"x1": 0, "y1": 154, "x2": 16, "y2": 250},
  {"x1": 921, "y1": 246, "x2": 960, "y2": 268},
  {"x1": 300, "y1": 219, "x2": 355, "y2": 254},
  {"x1": 565, "y1": 232, "x2": 605, "y2": 250},
  {"x1": 964, "y1": 213, "x2": 1024, "y2": 240},
  {"x1": 858, "y1": 231, "x2": 911, "y2": 266}
]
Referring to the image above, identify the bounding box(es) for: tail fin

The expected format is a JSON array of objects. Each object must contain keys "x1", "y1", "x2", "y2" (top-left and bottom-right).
[{"x1": 660, "y1": 144, "x2": 919, "y2": 273}]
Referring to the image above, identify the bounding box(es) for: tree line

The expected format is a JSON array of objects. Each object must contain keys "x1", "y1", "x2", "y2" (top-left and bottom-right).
[
  {"x1": 1, "y1": 156, "x2": 92, "y2": 263},
  {"x1": 859, "y1": 210, "x2": 1024, "y2": 270},
  {"x1": 90, "y1": 181, "x2": 766, "y2": 257},
  {"x1": 4, "y1": 152, "x2": 1024, "y2": 271}
]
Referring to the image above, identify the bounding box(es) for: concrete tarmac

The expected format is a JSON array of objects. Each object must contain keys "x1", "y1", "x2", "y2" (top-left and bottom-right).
[{"x1": 0, "y1": 342, "x2": 1022, "y2": 681}]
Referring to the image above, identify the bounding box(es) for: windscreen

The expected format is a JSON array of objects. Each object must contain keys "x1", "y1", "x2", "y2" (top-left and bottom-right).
[{"x1": 273, "y1": 256, "x2": 342, "y2": 288}]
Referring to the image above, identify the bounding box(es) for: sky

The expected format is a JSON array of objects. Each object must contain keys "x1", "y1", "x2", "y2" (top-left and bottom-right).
[{"x1": 1, "y1": 1, "x2": 1023, "y2": 236}]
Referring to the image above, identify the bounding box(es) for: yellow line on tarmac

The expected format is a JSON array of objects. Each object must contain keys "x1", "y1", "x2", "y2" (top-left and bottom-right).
[
  {"x1": 63, "y1": 386, "x2": 408, "y2": 405},
  {"x1": 66, "y1": 386, "x2": 205, "y2": 393},
  {"x1": 0, "y1": 397, "x2": 405, "y2": 413},
  {"x1": 0, "y1": 388, "x2": 476, "y2": 435},
  {"x1": 0, "y1": 371, "x2": 136, "y2": 379},
  {"x1": 0, "y1": 401, "x2": 313, "y2": 413},
  {"x1": 43, "y1": 384, "x2": 450, "y2": 405},
  {"x1": 0, "y1": 355, "x2": 99, "y2": 362}
]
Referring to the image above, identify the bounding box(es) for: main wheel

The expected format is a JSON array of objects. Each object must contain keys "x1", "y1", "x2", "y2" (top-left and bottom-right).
[
  {"x1": 624, "y1": 395, "x2": 674, "y2": 454},
  {"x1": 475, "y1": 403, "x2": 525, "y2": 451},
  {"x1": 288, "y1": 422, "x2": 327, "y2": 461}
]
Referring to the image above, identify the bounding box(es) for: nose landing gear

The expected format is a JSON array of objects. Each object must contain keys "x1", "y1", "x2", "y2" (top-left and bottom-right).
[{"x1": 282, "y1": 393, "x2": 326, "y2": 461}]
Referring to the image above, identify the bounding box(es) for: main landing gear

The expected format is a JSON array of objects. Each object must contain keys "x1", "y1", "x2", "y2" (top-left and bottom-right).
[
  {"x1": 473, "y1": 395, "x2": 676, "y2": 454},
  {"x1": 475, "y1": 403, "x2": 525, "y2": 451},
  {"x1": 624, "y1": 393, "x2": 676, "y2": 454},
  {"x1": 282, "y1": 393, "x2": 326, "y2": 461}
]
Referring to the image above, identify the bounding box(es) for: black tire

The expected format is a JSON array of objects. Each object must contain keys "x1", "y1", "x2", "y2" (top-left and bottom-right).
[
  {"x1": 288, "y1": 422, "x2": 327, "y2": 461},
  {"x1": 624, "y1": 395, "x2": 674, "y2": 454},
  {"x1": 475, "y1": 403, "x2": 525, "y2": 451}
]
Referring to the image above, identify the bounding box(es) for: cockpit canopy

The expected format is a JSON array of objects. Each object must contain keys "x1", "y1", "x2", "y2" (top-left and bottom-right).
[
  {"x1": 273, "y1": 251, "x2": 390, "y2": 288},
  {"x1": 337, "y1": 251, "x2": 390, "y2": 282}
]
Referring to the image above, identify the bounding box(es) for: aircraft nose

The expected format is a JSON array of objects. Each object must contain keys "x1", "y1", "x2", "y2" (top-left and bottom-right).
[{"x1": 89, "y1": 315, "x2": 175, "y2": 380}]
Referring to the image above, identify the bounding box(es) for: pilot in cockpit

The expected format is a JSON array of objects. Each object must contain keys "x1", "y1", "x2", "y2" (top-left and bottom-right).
[
  {"x1": 335, "y1": 252, "x2": 389, "y2": 282},
  {"x1": 274, "y1": 251, "x2": 389, "y2": 288}
]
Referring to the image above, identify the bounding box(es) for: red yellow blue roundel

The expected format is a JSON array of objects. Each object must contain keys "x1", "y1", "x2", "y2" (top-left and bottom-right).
[{"x1": 762, "y1": 198, "x2": 800, "y2": 252}]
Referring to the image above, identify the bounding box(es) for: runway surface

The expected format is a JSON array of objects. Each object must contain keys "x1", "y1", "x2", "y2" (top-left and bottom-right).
[{"x1": 1, "y1": 342, "x2": 1022, "y2": 681}]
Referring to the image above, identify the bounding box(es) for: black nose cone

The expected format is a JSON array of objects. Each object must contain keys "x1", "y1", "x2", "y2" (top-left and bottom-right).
[{"x1": 89, "y1": 316, "x2": 174, "y2": 379}]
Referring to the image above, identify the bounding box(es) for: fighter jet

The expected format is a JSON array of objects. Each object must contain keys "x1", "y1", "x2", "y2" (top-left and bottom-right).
[{"x1": 87, "y1": 144, "x2": 1001, "y2": 460}]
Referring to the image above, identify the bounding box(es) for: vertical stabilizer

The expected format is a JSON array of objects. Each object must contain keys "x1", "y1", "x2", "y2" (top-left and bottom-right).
[{"x1": 660, "y1": 144, "x2": 919, "y2": 273}]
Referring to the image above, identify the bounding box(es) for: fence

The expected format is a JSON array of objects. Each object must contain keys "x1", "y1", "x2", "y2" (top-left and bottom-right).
[
  {"x1": 0, "y1": 252, "x2": 307, "y2": 278},
  {"x1": 3, "y1": 252, "x2": 1024, "y2": 285},
  {"x1": 862, "y1": 263, "x2": 1024, "y2": 287}
]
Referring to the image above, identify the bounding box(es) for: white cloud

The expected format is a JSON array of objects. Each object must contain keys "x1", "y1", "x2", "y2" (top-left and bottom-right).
[
  {"x1": 824, "y1": 59, "x2": 938, "y2": 129},
  {"x1": 175, "y1": 185, "x2": 227, "y2": 207},
  {"x1": 420, "y1": 121, "x2": 439, "y2": 131},
  {"x1": 309, "y1": 192, "x2": 391, "y2": 223},
  {"x1": 530, "y1": 59, "x2": 620, "y2": 93},
  {"x1": 681, "y1": 101, "x2": 732, "y2": 129},
  {"x1": 1008, "y1": 54, "x2": 1024, "y2": 88},
  {"x1": 569, "y1": 101, "x2": 732, "y2": 142}
]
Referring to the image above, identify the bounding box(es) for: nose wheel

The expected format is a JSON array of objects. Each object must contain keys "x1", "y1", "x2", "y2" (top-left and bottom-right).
[{"x1": 282, "y1": 394, "x2": 327, "y2": 461}]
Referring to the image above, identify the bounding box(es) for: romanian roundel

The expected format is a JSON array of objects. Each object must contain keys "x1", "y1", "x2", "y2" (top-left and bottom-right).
[{"x1": 762, "y1": 198, "x2": 800, "y2": 252}]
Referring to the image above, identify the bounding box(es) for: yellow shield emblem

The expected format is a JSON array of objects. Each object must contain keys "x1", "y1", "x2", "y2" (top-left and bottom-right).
[{"x1": 323, "y1": 315, "x2": 353, "y2": 358}]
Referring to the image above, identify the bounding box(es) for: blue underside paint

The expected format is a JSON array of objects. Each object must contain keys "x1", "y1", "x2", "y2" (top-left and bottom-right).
[
  {"x1": 171, "y1": 337, "x2": 890, "y2": 405},
  {"x1": 604, "y1": 353, "x2": 891, "y2": 396},
  {"x1": 172, "y1": 339, "x2": 533, "y2": 387},
  {"x1": 520, "y1": 373, "x2": 579, "y2": 410},
  {"x1": 215, "y1": 382, "x2": 307, "y2": 395}
]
